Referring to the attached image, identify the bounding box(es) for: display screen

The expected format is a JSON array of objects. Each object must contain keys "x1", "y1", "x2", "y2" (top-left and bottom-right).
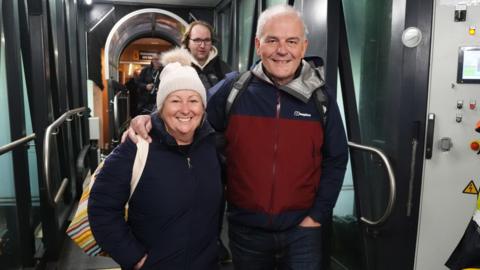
[{"x1": 457, "y1": 46, "x2": 480, "y2": 83}]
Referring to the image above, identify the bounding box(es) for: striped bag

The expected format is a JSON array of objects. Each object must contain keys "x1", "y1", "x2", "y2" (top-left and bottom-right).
[{"x1": 66, "y1": 137, "x2": 149, "y2": 256}]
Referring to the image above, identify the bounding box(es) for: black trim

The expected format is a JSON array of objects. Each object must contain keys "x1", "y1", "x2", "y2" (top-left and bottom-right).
[
  {"x1": 27, "y1": 0, "x2": 68, "y2": 263},
  {"x1": 232, "y1": 0, "x2": 239, "y2": 69},
  {"x1": 425, "y1": 114, "x2": 435, "y2": 159},
  {"x1": 77, "y1": 3, "x2": 91, "y2": 144},
  {"x1": 338, "y1": 2, "x2": 370, "y2": 269},
  {"x1": 27, "y1": 0, "x2": 57, "y2": 263},
  {"x1": 247, "y1": 0, "x2": 259, "y2": 69},
  {"x1": 325, "y1": 0, "x2": 339, "y2": 93},
  {"x1": 215, "y1": 0, "x2": 234, "y2": 66},
  {"x1": 19, "y1": 0, "x2": 34, "y2": 109},
  {"x1": 3, "y1": 0, "x2": 35, "y2": 267},
  {"x1": 398, "y1": 0, "x2": 434, "y2": 268}
]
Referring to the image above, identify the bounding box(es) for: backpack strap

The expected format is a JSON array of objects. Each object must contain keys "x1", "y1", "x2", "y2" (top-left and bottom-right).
[
  {"x1": 225, "y1": 71, "x2": 253, "y2": 117},
  {"x1": 225, "y1": 59, "x2": 329, "y2": 127},
  {"x1": 129, "y1": 136, "x2": 149, "y2": 200},
  {"x1": 313, "y1": 87, "x2": 328, "y2": 127},
  {"x1": 306, "y1": 58, "x2": 329, "y2": 127}
]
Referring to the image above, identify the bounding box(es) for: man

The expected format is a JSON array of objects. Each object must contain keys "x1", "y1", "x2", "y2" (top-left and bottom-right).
[
  {"x1": 124, "y1": 5, "x2": 348, "y2": 269},
  {"x1": 182, "y1": 20, "x2": 231, "y2": 89},
  {"x1": 136, "y1": 53, "x2": 162, "y2": 114}
]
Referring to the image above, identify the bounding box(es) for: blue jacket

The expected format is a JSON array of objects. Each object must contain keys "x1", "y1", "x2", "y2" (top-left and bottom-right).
[
  {"x1": 207, "y1": 61, "x2": 348, "y2": 231},
  {"x1": 88, "y1": 114, "x2": 222, "y2": 270}
]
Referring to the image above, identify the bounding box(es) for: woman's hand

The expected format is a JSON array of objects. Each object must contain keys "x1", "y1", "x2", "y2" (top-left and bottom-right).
[{"x1": 133, "y1": 254, "x2": 147, "y2": 270}]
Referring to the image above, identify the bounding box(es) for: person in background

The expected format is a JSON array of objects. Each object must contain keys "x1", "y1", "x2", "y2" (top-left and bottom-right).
[
  {"x1": 136, "y1": 52, "x2": 162, "y2": 114},
  {"x1": 124, "y1": 4, "x2": 348, "y2": 269},
  {"x1": 182, "y1": 20, "x2": 232, "y2": 90},
  {"x1": 125, "y1": 68, "x2": 141, "y2": 117},
  {"x1": 88, "y1": 48, "x2": 222, "y2": 270}
]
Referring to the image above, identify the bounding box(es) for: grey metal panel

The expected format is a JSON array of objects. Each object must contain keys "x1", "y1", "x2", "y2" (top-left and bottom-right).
[{"x1": 415, "y1": 3, "x2": 480, "y2": 270}]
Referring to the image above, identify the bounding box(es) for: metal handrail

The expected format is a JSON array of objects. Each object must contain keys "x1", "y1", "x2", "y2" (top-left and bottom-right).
[
  {"x1": 113, "y1": 92, "x2": 120, "y2": 142},
  {"x1": 348, "y1": 141, "x2": 396, "y2": 226},
  {"x1": 44, "y1": 107, "x2": 87, "y2": 207},
  {"x1": 0, "y1": 133, "x2": 36, "y2": 156}
]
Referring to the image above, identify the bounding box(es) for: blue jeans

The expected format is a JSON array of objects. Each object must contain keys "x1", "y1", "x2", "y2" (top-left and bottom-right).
[{"x1": 228, "y1": 222, "x2": 323, "y2": 270}]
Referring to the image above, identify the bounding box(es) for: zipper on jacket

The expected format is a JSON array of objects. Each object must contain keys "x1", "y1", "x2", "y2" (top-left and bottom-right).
[
  {"x1": 186, "y1": 157, "x2": 192, "y2": 169},
  {"x1": 268, "y1": 92, "x2": 281, "y2": 225}
]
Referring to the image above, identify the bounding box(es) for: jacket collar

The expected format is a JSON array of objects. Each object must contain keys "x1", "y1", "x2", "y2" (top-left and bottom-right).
[
  {"x1": 150, "y1": 113, "x2": 215, "y2": 147},
  {"x1": 251, "y1": 59, "x2": 325, "y2": 103}
]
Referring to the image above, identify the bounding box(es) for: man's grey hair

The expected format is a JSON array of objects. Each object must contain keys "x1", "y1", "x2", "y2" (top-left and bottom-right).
[{"x1": 255, "y1": 4, "x2": 309, "y2": 40}]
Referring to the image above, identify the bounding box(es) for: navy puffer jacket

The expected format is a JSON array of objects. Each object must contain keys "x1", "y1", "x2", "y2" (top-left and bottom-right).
[{"x1": 88, "y1": 114, "x2": 222, "y2": 270}]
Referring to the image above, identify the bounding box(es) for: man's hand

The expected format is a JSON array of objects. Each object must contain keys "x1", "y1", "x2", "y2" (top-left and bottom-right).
[
  {"x1": 133, "y1": 254, "x2": 147, "y2": 270},
  {"x1": 299, "y1": 216, "x2": 321, "y2": 228},
  {"x1": 121, "y1": 115, "x2": 153, "y2": 143}
]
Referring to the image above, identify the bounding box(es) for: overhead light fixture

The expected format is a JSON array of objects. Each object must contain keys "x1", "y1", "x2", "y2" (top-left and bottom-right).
[{"x1": 85, "y1": 0, "x2": 92, "y2": 5}]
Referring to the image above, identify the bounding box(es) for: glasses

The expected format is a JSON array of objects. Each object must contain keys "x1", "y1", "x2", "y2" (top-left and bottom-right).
[{"x1": 190, "y1": 38, "x2": 212, "y2": 45}]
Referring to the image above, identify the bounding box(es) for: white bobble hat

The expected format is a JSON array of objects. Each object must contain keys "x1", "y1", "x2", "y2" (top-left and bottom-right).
[{"x1": 156, "y1": 48, "x2": 206, "y2": 112}]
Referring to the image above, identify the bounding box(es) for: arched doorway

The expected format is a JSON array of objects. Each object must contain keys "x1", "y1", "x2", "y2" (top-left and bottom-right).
[
  {"x1": 101, "y1": 8, "x2": 188, "y2": 147},
  {"x1": 104, "y1": 8, "x2": 188, "y2": 80}
]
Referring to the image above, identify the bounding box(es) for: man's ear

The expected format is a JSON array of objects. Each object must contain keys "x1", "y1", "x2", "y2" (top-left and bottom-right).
[
  {"x1": 254, "y1": 37, "x2": 261, "y2": 56},
  {"x1": 301, "y1": 38, "x2": 309, "y2": 57}
]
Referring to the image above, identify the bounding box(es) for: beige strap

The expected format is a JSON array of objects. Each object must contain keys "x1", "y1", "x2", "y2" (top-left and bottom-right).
[{"x1": 129, "y1": 136, "x2": 149, "y2": 200}]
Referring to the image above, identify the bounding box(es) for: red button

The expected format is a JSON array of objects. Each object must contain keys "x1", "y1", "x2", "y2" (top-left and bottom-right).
[{"x1": 471, "y1": 141, "x2": 480, "y2": 151}]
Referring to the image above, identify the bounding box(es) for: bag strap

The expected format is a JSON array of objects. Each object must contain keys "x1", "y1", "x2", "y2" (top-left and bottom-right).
[
  {"x1": 313, "y1": 86, "x2": 328, "y2": 127},
  {"x1": 225, "y1": 68, "x2": 328, "y2": 127},
  {"x1": 225, "y1": 71, "x2": 253, "y2": 117},
  {"x1": 306, "y1": 59, "x2": 329, "y2": 127},
  {"x1": 129, "y1": 136, "x2": 149, "y2": 200}
]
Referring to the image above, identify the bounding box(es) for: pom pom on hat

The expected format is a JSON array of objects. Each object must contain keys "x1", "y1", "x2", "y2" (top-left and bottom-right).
[
  {"x1": 160, "y1": 47, "x2": 192, "y2": 67},
  {"x1": 156, "y1": 48, "x2": 206, "y2": 111}
]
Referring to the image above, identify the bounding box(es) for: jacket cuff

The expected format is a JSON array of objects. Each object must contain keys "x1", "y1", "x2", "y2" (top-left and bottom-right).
[
  {"x1": 114, "y1": 241, "x2": 146, "y2": 269},
  {"x1": 308, "y1": 208, "x2": 329, "y2": 225}
]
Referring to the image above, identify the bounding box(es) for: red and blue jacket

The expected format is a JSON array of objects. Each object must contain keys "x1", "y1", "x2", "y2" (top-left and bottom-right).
[{"x1": 207, "y1": 60, "x2": 348, "y2": 231}]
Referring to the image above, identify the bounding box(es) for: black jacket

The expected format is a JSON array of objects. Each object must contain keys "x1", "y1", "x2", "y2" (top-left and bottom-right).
[
  {"x1": 188, "y1": 46, "x2": 232, "y2": 90},
  {"x1": 136, "y1": 64, "x2": 162, "y2": 114},
  {"x1": 89, "y1": 114, "x2": 222, "y2": 270},
  {"x1": 191, "y1": 49, "x2": 231, "y2": 89}
]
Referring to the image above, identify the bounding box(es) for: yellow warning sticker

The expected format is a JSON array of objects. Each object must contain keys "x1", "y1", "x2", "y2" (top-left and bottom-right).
[{"x1": 463, "y1": 180, "x2": 479, "y2": 195}]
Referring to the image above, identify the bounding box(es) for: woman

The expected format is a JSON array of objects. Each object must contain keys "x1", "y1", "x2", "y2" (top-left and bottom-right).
[{"x1": 88, "y1": 48, "x2": 222, "y2": 270}]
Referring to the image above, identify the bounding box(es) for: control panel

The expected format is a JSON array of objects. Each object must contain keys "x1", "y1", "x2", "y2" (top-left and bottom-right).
[{"x1": 415, "y1": 2, "x2": 480, "y2": 270}]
